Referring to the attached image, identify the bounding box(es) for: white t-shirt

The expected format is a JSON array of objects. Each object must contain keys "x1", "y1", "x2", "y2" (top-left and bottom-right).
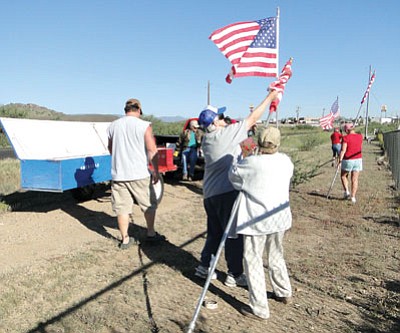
[
  {"x1": 229, "y1": 152, "x2": 293, "y2": 235},
  {"x1": 107, "y1": 116, "x2": 151, "y2": 181}
]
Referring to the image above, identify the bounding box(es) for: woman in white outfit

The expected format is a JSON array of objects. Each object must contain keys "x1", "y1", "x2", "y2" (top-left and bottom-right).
[{"x1": 229, "y1": 126, "x2": 293, "y2": 320}]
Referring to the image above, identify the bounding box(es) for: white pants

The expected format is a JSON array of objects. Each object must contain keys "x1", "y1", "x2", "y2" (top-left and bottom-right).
[{"x1": 243, "y1": 231, "x2": 292, "y2": 319}]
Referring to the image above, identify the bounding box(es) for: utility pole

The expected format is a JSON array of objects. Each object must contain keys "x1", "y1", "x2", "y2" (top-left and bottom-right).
[
  {"x1": 296, "y1": 106, "x2": 300, "y2": 124},
  {"x1": 322, "y1": 108, "x2": 325, "y2": 117}
]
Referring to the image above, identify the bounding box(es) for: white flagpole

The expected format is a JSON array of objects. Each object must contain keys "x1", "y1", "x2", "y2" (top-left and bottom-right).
[
  {"x1": 365, "y1": 66, "x2": 372, "y2": 139},
  {"x1": 276, "y1": 7, "x2": 280, "y2": 79},
  {"x1": 186, "y1": 193, "x2": 243, "y2": 333},
  {"x1": 275, "y1": 7, "x2": 280, "y2": 127}
]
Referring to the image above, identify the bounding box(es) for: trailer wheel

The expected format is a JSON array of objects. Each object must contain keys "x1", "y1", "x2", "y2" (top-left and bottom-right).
[
  {"x1": 71, "y1": 184, "x2": 95, "y2": 202},
  {"x1": 153, "y1": 174, "x2": 164, "y2": 204}
]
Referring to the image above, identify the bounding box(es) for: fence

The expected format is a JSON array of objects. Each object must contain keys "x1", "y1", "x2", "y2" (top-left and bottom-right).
[{"x1": 383, "y1": 130, "x2": 400, "y2": 190}]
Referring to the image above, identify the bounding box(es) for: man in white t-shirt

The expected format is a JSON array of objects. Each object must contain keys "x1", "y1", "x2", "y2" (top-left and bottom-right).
[
  {"x1": 107, "y1": 98, "x2": 164, "y2": 249},
  {"x1": 229, "y1": 127, "x2": 293, "y2": 320},
  {"x1": 194, "y1": 89, "x2": 278, "y2": 287}
]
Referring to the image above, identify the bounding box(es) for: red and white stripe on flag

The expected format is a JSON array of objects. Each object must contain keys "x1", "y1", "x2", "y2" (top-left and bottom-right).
[
  {"x1": 320, "y1": 97, "x2": 340, "y2": 130},
  {"x1": 319, "y1": 114, "x2": 335, "y2": 130},
  {"x1": 268, "y1": 58, "x2": 293, "y2": 112},
  {"x1": 209, "y1": 18, "x2": 278, "y2": 83},
  {"x1": 361, "y1": 72, "x2": 376, "y2": 104}
]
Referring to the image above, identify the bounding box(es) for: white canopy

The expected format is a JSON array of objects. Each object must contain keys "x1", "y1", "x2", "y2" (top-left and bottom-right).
[{"x1": 0, "y1": 117, "x2": 111, "y2": 160}]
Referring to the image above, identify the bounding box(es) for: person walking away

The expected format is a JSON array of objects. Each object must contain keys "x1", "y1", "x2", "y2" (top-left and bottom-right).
[
  {"x1": 178, "y1": 120, "x2": 202, "y2": 180},
  {"x1": 107, "y1": 98, "x2": 165, "y2": 249},
  {"x1": 339, "y1": 123, "x2": 363, "y2": 204},
  {"x1": 229, "y1": 127, "x2": 293, "y2": 320},
  {"x1": 330, "y1": 127, "x2": 342, "y2": 166},
  {"x1": 195, "y1": 89, "x2": 278, "y2": 287}
]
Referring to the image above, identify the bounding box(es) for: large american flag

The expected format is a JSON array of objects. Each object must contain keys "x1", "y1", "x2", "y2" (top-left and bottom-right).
[
  {"x1": 209, "y1": 17, "x2": 278, "y2": 83},
  {"x1": 319, "y1": 97, "x2": 340, "y2": 130},
  {"x1": 361, "y1": 71, "x2": 376, "y2": 104}
]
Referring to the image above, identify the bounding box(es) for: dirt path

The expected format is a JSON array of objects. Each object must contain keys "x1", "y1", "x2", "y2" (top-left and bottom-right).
[{"x1": 0, "y1": 141, "x2": 399, "y2": 333}]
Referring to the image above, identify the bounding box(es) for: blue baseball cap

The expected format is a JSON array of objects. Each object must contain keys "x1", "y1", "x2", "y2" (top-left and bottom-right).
[{"x1": 198, "y1": 105, "x2": 226, "y2": 128}]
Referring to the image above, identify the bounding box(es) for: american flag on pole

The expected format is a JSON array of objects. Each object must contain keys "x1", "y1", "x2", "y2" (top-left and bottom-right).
[
  {"x1": 209, "y1": 17, "x2": 279, "y2": 83},
  {"x1": 268, "y1": 58, "x2": 293, "y2": 112},
  {"x1": 361, "y1": 71, "x2": 376, "y2": 104},
  {"x1": 319, "y1": 97, "x2": 340, "y2": 130}
]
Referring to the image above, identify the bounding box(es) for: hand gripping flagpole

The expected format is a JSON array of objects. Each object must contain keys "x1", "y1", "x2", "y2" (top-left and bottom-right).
[{"x1": 186, "y1": 192, "x2": 244, "y2": 333}]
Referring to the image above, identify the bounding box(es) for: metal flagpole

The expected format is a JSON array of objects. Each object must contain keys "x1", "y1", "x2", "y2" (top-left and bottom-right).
[
  {"x1": 186, "y1": 192, "x2": 243, "y2": 333},
  {"x1": 275, "y1": 6, "x2": 280, "y2": 128},
  {"x1": 276, "y1": 7, "x2": 280, "y2": 79},
  {"x1": 364, "y1": 66, "x2": 372, "y2": 139},
  {"x1": 264, "y1": 111, "x2": 273, "y2": 128},
  {"x1": 352, "y1": 104, "x2": 363, "y2": 126},
  {"x1": 326, "y1": 164, "x2": 340, "y2": 199}
]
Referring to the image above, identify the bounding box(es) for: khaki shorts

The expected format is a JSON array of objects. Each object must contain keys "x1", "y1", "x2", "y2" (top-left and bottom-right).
[{"x1": 111, "y1": 178, "x2": 157, "y2": 215}]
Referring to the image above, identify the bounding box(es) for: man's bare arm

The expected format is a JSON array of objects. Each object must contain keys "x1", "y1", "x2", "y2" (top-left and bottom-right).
[{"x1": 144, "y1": 125, "x2": 159, "y2": 183}]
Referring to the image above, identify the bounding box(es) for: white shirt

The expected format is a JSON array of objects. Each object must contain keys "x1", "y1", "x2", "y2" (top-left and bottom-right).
[
  {"x1": 107, "y1": 116, "x2": 151, "y2": 181},
  {"x1": 229, "y1": 152, "x2": 293, "y2": 235}
]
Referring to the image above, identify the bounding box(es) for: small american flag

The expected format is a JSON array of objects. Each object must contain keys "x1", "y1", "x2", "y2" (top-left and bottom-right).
[
  {"x1": 209, "y1": 17, "x2": 278, "y2": 83},
  {"x1": 361, "y1": 71, "x2": 376, "y2": 104},
  {"x1": 320, "y1": 97, "x2": 340, "y2": 130},
  {"x1": 269, "y1": 58, "x2": 293, "y2": 112}
]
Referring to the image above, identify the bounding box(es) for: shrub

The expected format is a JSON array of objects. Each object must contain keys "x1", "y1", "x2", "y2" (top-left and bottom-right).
[{"x1": 298, "y1": 134, "x2": 325, "y2": 151}]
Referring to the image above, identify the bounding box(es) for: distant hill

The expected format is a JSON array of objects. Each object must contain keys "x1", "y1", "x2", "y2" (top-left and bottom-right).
[
  {"x1": 0, "y1": 103, "x2": 64, "y2": 120},
  {"x1": 157, "y1": 115, "x2": 186, "y2": 123},
  {"x1": 0, "y1": 103, "x2": 120, "y2": 122},
  {"x1": 0, "y1": 103, "x2": 185, "y2": 123}
]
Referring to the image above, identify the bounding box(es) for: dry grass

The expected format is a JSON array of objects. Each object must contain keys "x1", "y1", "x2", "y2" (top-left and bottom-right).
[{"x1": 0, "y1": 159, "x2": 20, "y2": 196}]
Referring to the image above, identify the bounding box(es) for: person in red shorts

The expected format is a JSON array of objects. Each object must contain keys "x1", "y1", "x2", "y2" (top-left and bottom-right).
[
  {"x1": 339, "y1": 123, "x2": 363, "y2": 203},
  {"x1": 330, "y1": 127, "x2": 343, "y2": 166}
]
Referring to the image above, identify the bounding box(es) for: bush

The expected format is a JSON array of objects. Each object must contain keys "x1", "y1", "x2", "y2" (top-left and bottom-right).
[
  {"x1": 298, "y1": 134, "x2": 325, "y2": 151},
  {"x1": 291, "y1": 158, "x2": 321, "y2": 188}
]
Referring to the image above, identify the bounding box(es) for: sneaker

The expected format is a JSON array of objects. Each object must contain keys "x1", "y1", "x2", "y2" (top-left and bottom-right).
[
  {"x1": 224, "y1": 273, "x2": 248, "y2": 287},
  {"x1": 344, "y1": 191, "x2": 350, "y2": 199},
  {"x1": 118, "y1": 237, "x2": 135, "y2": 250},
  {"x1": 195, "y1": 265, "x2": 217, "y2": 280},
  {"x1": 182, "y1": 174, "x2": 188, "y2": 181},
  {"x1": 274, "y1": 295, "x2": 293, "y2": 305},
  {"x1": 351, "y1": 197, "x2": 356, "y2": 203},
  {"x1": 145, "y1": 232, "x2": 166, "y2": 244},
  {"x1": 240, "y1": 305, "x2": 267, "y2": 321}
]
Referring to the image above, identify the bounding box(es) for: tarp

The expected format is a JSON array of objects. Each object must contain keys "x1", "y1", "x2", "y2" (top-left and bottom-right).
[{"x1": 0, "y1": 117, "x2": 111, "y2": 160}]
